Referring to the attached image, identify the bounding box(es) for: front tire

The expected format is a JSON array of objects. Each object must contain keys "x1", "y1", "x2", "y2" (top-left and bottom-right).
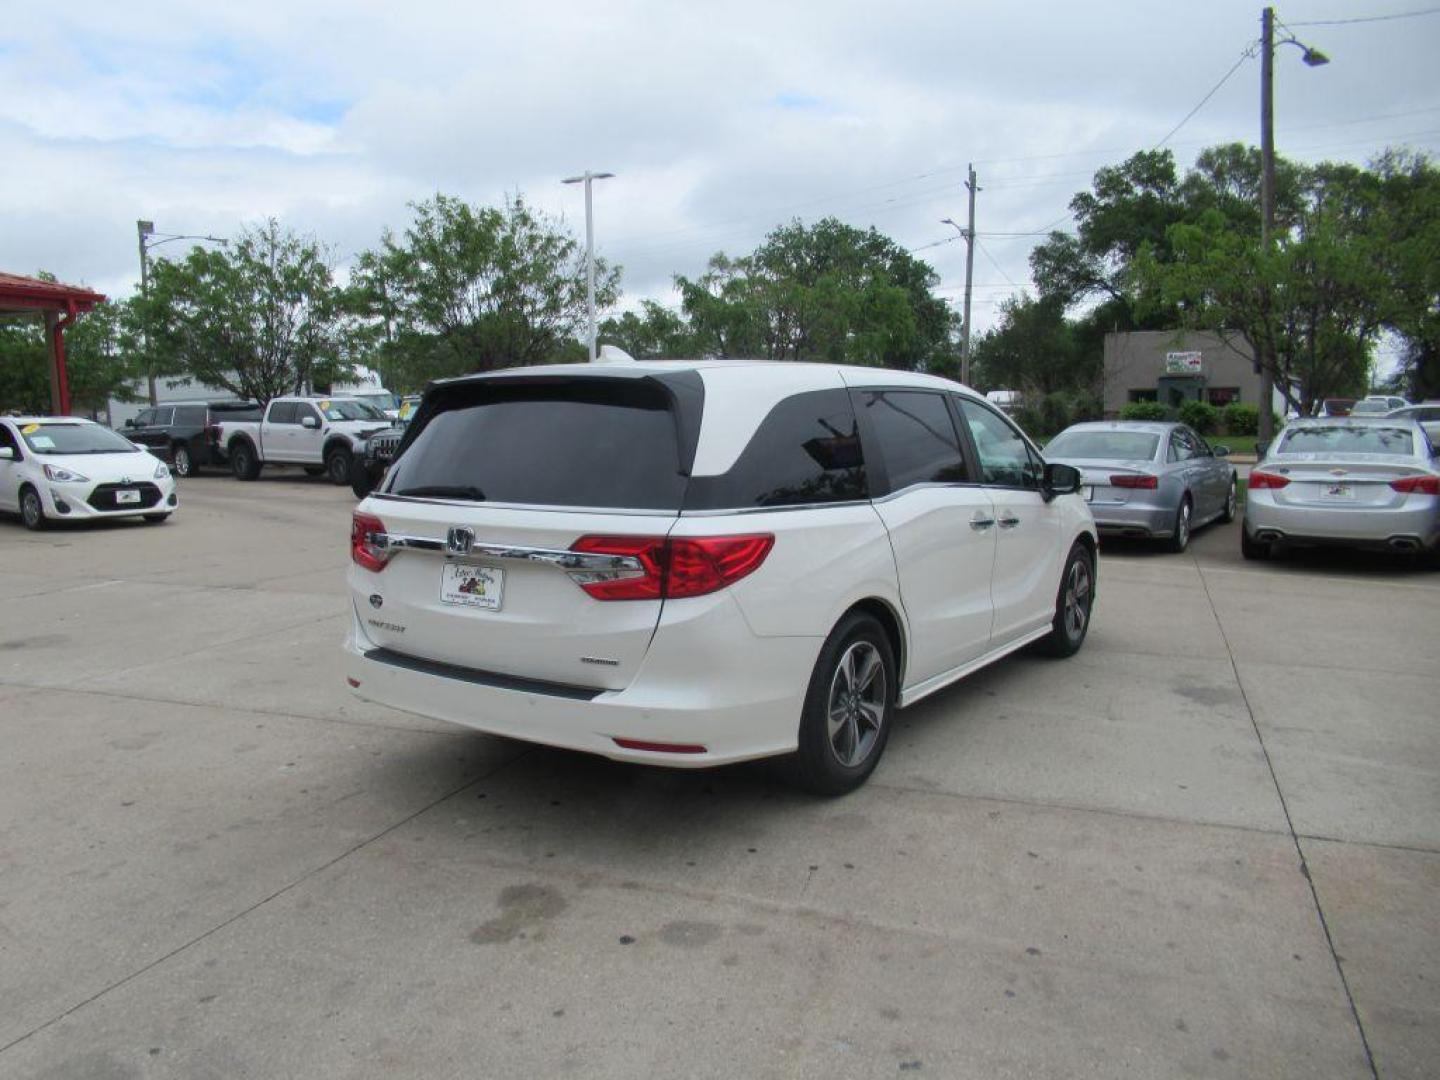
[
  {"x1": 325, "y1": 446, "x2": 353, "y2": 486},
  {"x1": 172, "y1": 444, "x2": 195, "y2": 478},
  {"x1": 20, "y1": 486, "x2": 47, "y2": 531},
  {"x1": 785, "y1": 613, "x2": 896, "y2": 796},
  {"x1": 1166, "y1": 496, "x2": 1193, "y2": 553},
  {"x1": 351, "y1": 463, "x2": 378, "y2": 499},
  {"x1": 1036, "y1": 541, "x2": 1094, "y2": 658},
  {"x1": 143, "y1": 513, "x2": 170, "y2": 525},
  {"x1": 231, "y1": 441, "x2": 261, "y2": 481}
]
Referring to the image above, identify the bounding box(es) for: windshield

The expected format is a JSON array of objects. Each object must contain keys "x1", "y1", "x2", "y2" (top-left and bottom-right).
[
  {"x1": 321, "y1": 399, "x2": 385, "y2": 421},
  {"x1": 353, "y1": 393, "x2": 398, "y2": 412},
  {"x1": 1278, "y1": 425, "x2": 1414, "y2": 456},
  {"x1": 20, "y1": 422, "x2": 141, "y2": 455},
  {"x1": 1045, "y1": 430, "x2": 1160, "y2": 461}
]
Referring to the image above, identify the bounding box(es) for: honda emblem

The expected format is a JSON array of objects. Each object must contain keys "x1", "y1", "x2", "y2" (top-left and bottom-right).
[{"x1": 446, "y1": 526, "x2": 475, "y2": 555}]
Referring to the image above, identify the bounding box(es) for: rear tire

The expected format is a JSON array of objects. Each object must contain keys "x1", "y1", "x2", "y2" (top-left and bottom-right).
[
  {"x1": 325, "y1": 446, "x2": 353, "y2": 486},
  {"x1": 1240, "y1": 525, "x2": 1270, "y2": 561},
  {"x1": 231, "y1": 441, "x2": 261, "y2": 481},
  {"x1": 1036, "y1": 541, "x2": 1094, "y2": 658},
  {"x1": 1165, "y1": 496, "x2": 1193, "y2": 553},
  {"x1": 172, "y1": 444, "x2": 195, "y2": 478},
  {"x1": 785, "y1": 613, "x2": 896, "y2": 796},
  {"x1": 19, "y1": 486, "x2": 47, "y2": 531},
  {"x1": 1220, "y1": 478, "x2": 1237, "y2": 523}
]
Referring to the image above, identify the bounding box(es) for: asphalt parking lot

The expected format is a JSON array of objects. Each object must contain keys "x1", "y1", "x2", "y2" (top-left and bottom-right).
[{"x1": 1, "y1": 475, "x2": 1436, "y2": 1080}]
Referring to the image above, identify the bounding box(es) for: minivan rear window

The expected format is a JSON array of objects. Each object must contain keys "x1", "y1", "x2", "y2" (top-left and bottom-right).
[{"x1": 384, "y1": 380, "x2": 686, "y2": 510}]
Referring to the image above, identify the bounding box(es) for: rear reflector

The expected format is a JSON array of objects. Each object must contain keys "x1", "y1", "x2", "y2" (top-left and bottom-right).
[
  {"x1": 1247, "y1": 471, "x2": 1290, "y2": 490},
  {"x1": 569, "y1": 534, "x2": 774, "y2": 601},
  {"x1": 346, "y1": 677, "x2": 361, "y2": 688},
  {"x1": 1109, "y1": 473, "x2": 1158, "y2": 489},
  {"x1": 1390, "y1": 475, "x2": 1440, "y2": 495},
  {"x1": 351, "y1": 511, "x2": 391, "y2": 572},
  {"x1": 612, "y1": 738, "x2": 707, "y2": 754}
]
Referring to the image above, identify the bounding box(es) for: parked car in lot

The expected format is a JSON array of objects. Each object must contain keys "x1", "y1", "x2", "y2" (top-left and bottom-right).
[
  {"x1": 1242, "y1": 418, "x2": 1440, "y2": 560},
  {"x1": 350, "y1": 395, "x2": 422, "y2": 498},
  {"x1": 123, "y1": 399, "x2": 261, "y2": 477},
  {"x1": 215, "y1": 396, "x2": 392, "y2": 485},
  {"x1": 1362, "y1": 394, "x2": 1410, "y2": 412},
  {"x1": 1042, "y1": 421, "x2": 1236, "y2": 552},
  {"x1": 1315, "y1": 398, "x2": 1356, "y2": 418},
  {"x1": 0, "y1": 416, "x2": 177, "y2": 529},
  {"x1": 345, "y1": 360, "x2": 1097, "y2": 794},
  {"x1": 1383, "y1": 402, "x2": 1440, "y2": 446}
]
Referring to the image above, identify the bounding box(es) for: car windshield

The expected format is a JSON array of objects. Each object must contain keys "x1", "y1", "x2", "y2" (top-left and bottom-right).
[
  {"x1": 1278, "y1": 425, "x2": 1414, "y2": 456},
  {"x1": 20, "y1": 422, "x2": 142, "y2": 455},
  {"x1": 321, "y1": 399, "x2": 385, "y2": 421},
  {"x1": 1350, "y1": 400, "x2": 1389, "y2": 415},
  {"x1": 353, "y1": 393, "x2": 398, "y2": 412},
  {"x1": 1045, "y1": 430, "x2": 1160, "y2": 461}
]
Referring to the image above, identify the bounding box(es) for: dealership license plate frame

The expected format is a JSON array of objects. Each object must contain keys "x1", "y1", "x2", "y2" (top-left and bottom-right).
[{"x1": 440, "y1": 562, "x2": 505, "y2": 611}]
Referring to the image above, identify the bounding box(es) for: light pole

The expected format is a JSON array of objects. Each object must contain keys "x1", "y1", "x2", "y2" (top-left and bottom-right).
[
  {"x1": 1258, "y1": 8, "x2": 1328, "y2": 441},
  {"x1": 562, "y1": 171, "x2": 614, "y2": 362},
  {"x1": 136, "y1": 220, "x2": 228, "y2": 403},
  {"x1": 942, "y1": 171, "x2": 979, "y2": 388}
]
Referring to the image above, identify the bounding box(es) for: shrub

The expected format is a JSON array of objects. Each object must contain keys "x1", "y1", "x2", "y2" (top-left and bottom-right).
[
  {"x1": 1039, "y1": 392, "x2": 1072, "y2": 437},
  {"x1": 1070, "y1": 390, "x2": 1104, "y2": 423},
  {"x1": 1221, "y1": 402, "x2": 1259, "y2": 436},
  {"x1": 1011, "y1": 404, "x2": 1045, "y2": 440},
  {"x1": 1178, "y1": 400, "x2": 1220, "y2": 434},
  {"x1": 1120, "y1": 400, "x2": 1172, "y2": 422}
]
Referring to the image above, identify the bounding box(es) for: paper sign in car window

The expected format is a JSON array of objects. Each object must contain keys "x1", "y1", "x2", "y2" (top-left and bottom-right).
[{"x1": 30, "y1": 435, "x2": 56, "y2": 449}]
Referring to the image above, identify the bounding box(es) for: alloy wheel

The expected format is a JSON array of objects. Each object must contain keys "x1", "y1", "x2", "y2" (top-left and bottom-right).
[
  {"x1": 1064, "y1": 557, "x2": 1092, "y2": 639},
  {"x1": 826, "y1": 640, "x2": 887, "y2": 768},
  {"x1": 21, "y1": 491, "x2": 42, "y2": 528}
]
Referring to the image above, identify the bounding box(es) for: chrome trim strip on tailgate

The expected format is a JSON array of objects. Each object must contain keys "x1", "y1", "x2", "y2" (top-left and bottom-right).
[
  {"x1": 362, "y1": 647, "x2": 602, "y2": 701},
  {"x1": 366, "y1": 530, "x2": 642, "y2": 572}
]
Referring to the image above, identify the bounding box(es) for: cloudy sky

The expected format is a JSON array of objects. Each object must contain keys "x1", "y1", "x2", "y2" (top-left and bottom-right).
[{"x1": 3, "y1": 1, "x2": 1438, "y2": 337}]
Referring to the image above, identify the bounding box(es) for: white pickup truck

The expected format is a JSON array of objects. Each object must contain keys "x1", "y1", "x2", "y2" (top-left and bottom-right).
[{"x1": 216, "y1": 396, "x2": 393, "y2": 485}]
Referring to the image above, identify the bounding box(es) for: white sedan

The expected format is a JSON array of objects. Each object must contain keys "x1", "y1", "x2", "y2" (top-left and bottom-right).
[{"x1": 0, "y1": 416, "x2": 178, "y2": 530}]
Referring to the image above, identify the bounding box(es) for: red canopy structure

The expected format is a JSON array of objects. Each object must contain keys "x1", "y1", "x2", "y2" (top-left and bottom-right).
[{"x1": 0, "y1": 272, "x2": 108, "y2": 415}]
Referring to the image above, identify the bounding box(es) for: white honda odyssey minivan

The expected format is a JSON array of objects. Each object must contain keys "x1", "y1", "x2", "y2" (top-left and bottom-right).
[{"x1": 346, "y1": 359, "x2": 1097, "y2": 793}]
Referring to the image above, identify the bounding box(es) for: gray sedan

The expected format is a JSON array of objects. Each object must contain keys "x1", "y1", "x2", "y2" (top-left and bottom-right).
[
  {"x1": 1243, "y1": 417, "x2": 1440, "y2": 559},
  {"x1": 1044, "y1": 421, "x2": 1237, "y2": 552}
]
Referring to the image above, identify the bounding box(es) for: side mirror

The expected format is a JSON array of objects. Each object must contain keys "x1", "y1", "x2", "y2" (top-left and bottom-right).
[
  {"x1": 301, "y1": 415, "x2": 319, "y2": 429},
  {"x1": 1043, "y1": 462, "x2": 1082, "y2": 500},
  {"x1": 124, "y1": 418, "x2": 136, "y2": 428},
  {"x1": 1212, "y1": 444, "x2": 1230, "y2": 458},
  {"x1": 0, "y1": 447, "x2": 15, "y2": 461}
]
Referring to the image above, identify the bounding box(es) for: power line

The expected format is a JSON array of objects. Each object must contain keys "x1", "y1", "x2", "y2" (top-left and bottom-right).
[
  {"x1": 1288, "y1": 7, "x2": 1440, "y2": 26},
  {"x1": 1154, "y1": 44, "x2": 1258, "y2": 149},
  {"x1": 976, "y1": 239, "x2": 1023, "y2": 290}
]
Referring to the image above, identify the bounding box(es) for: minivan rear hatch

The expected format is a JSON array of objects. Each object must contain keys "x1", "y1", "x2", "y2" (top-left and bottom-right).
[{"x1": 356, "y1": 371, "x2": 700, "y2": 693}]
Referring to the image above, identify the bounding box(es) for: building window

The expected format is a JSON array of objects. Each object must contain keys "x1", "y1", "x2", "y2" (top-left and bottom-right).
[
  {"x1": 1128, "y1": 389, "x2": 1158, "y2": 403},
  {"x1": 1207, "y1": 387, "x2": 1240, "y2": 406}
]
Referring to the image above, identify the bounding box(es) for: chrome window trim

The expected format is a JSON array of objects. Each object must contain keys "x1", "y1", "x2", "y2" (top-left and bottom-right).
[
  {"x1": 369, "y1": 494, "x2": 673, "y2": 517},
  {"x1": 679, "y1": 499, "x2": 874, "y2": 517}
]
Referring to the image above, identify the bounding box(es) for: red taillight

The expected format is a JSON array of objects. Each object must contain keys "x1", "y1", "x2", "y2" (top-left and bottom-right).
[
  {"x1": 569, "y1": 534, "x2": 775, "y2": 601},
  {"x1": 1391, "y1": 475, "x2": 1440, "y2": 495},
  {"x1": 1109, "y1": 473, "x2": 1158, "y2": 489},
  {"x1": 1248, "y1": 471, "x2": 1290, "y2": 490},
  {"x1": 612, "y1": 738, "x2": 707, "y2": 754},
  {"x1": 351, "y1": 511, "x2": 390, "y2": 572}
]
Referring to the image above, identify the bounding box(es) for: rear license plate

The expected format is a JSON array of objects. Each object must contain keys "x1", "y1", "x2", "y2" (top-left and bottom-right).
[
  {"x1": 440, "y1": 563, "x2": 504, "y2": 610},
  {"x1": 115, "y1": 489, "x2": 142, "y2": 505},
  {"x1": 1083, "y1": 485, "x2": 1094, "y2": 502},
  {"x1": 1323, "y1": 483, "x2": 1353, "y2": 499}
]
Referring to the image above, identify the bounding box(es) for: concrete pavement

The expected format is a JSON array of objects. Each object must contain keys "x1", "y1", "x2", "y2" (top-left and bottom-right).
[{"x1": 1, "y1": 474, "x2": 1436, "y2": 1078}]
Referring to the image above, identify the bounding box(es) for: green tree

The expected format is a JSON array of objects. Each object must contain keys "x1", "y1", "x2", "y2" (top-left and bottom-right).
[
  {"x1": 969, "y1": 294, "x2": 1089, "y2": 396},
  {"x1": 598, "y1": 300, "x2": 698, "y2": 359},
  {"x1": 351, "y1": 193, "x2": 616, "y2": 386},
  {"x1": 676, "y1": 218, "x2": 954, "y2": 369},
  {"x1": 1371, "y1": 151, "x2": 1440, "y2": 399},
  {"x1": 0, "y1": 321, "x2": 49, "y2": 414},
  {"x1": 139, "y1": 220, "x2": 351, "y2": 404},
  {"x1": 64, "y1": 300, "x2": 141, "y2": 416}
]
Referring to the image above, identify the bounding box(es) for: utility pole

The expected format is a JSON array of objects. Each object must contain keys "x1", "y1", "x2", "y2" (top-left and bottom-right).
[
  {"x1": 962, "y1": 164, "x2": 979, "y2": 387},
  {"x1": 1258, "y1": 7, "x2": 1276, "y2": 443},
  {"x1": 563, "y1": 170, "x2": 615, "y2": 361},
  {"x1": 137, "y1": 220, "x2": 156, "y2": 404}
]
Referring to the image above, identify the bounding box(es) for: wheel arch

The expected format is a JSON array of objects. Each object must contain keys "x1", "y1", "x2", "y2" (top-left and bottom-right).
[
  {"x1": 227, "y1": 432, "x2": 256, "y2": 455},
  {"x1": 323, "y1": 437, "x2": 353, "y2": 460},
  {"x1": 841, "y1": 597, "x2": 907, "y2": 691}
]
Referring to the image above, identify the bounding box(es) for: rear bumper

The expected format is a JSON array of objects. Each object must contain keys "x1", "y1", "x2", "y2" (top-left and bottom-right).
[
  {"x1": 1244, "y1": 497, "x2": 1440, "y2": 551},
  {"x1": 1089, "y1": 501, "x2": 1175, "y2": 538},
  {"x1": 343, "y1": 596, "x2": 820, "y2": 768}
]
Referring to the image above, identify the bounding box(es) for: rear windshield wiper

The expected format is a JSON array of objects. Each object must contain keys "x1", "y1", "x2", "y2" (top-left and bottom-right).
[{"x1": 395, "y1": 484, "x2": 486, "y2": 501}]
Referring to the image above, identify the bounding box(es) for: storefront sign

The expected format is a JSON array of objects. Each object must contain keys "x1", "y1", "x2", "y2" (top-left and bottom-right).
[{"x1": 1165, "y1": 351, "x2": 1203, "y2": 374}]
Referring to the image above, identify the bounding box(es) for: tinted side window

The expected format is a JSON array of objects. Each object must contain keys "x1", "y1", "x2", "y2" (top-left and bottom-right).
[
  {"x1": 958, "y1": 400, "x2": 1042, "y2": 489},
  {"x1": 1170, "y1": 431, "x2": 1198, "y2": 462},
  {"x1": 861, "y1": 390, "x2": 967, "y2": 492},
  {"x1": 152, "y1": 407, "x2": 174, "y2": 426},
  {"x1": 173, "y1": 406, "x2": 206, "y2": 426},
  {"x1": 268, "y1": 402, "x2": 297, "y2": 424},
  {"x1": 294, "y1": 404, "x2": 320, "y2": 426},
  {"x1": 134, "y1": 409, "x2": 156, "y2": 427},
  {"x1": 685, "y1": 389, "x2": 866, "y2": 510}
]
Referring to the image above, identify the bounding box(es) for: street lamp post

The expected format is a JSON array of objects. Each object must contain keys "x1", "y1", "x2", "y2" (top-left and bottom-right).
[
  {"x1": 1258, "y1": 7, "x2": 1329, "y2": 441},
  {"x1": 562, "y1": 171, "x2": 614, "y2": 362},
  {"x1": 136, "y1": 220, "x2": 228, "y2": 403}
]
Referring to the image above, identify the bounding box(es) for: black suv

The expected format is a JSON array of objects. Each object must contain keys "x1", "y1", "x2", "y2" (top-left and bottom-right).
[{"x1": 124, "y1": 400, "x2": 261, "y2": 477}]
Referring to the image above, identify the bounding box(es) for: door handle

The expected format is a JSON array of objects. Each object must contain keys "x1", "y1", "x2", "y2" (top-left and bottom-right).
[
  {"x1": 998, "y1": 513, "x2": 1021, "y2": 529},
  {"x1": 969, "y1": 514, "x2": 996, "y2": 531}
]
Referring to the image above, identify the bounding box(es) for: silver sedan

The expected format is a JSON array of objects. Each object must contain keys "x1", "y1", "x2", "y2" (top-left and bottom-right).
[
  {"x1": 1243, "y1": 417, "x2": 1440, "y2": 559},
  {"x1": 1044, "y1": 421, "x2": 1237, "y2": 553}
]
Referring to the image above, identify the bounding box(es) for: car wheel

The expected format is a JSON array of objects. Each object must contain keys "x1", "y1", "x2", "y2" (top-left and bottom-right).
[
  {"x1": 786, "y1": 612, "x2": 896, "y2": 796},
  {"x1": 1166, "y1": 496, "x2": 1192, "y2": 553},
  {"x1": 143, "y1": 513, "x2": 170, "y2": 524},
  {"x1": 172, "y1": 445, "x2": 194, "y2": 478},
  {"x1": 231, "y1": 442, "x2": 260, "y2": 481},
  {"x1": 20, "y1": 486, "x2": 47, "y2": 531},
  {"x1": 1240, "y1": 525, "x2": 1270, "y2": 561},
  {"x1": 1220, "y1": 479, "x2": 1237, "y2": 523},
  {"x1": 1036, "y1": 541, "x2": 1095, "y2": 658},
  {"x1": 326, "y1": 446, "x2": 353, "y2": 486}
]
